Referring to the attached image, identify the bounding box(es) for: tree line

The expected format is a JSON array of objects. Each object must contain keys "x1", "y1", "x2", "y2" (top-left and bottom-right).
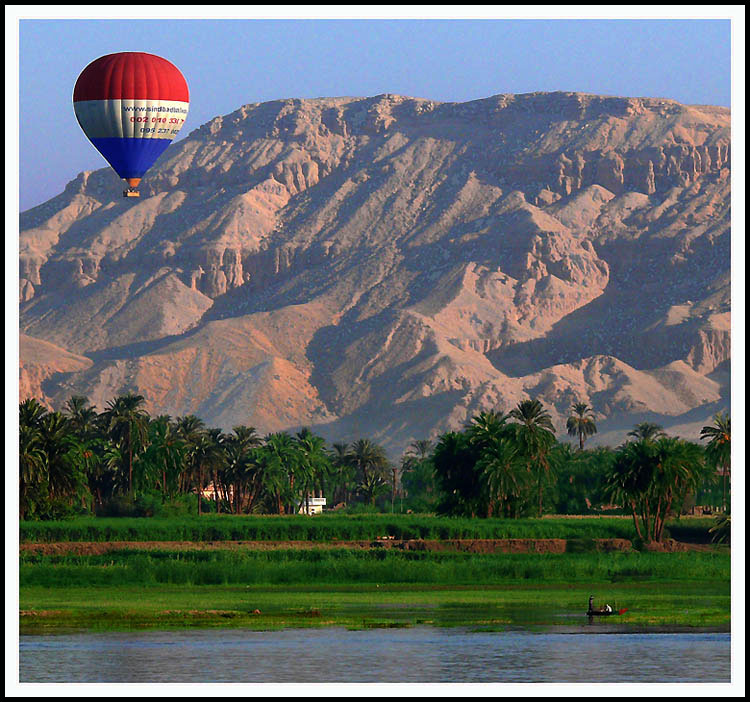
[{"x1": 18, "y1": 394, "x2": 730, "y2": 541}]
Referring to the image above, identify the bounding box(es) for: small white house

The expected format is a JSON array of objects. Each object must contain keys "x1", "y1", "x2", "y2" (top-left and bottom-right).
[{"x1": 297, "y1": 494, "x2": 327, "y2": 515}]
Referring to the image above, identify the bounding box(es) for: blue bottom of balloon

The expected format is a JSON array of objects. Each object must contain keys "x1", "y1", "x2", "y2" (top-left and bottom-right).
[{"x1": 89, "y1": 137, "x2": 173, "y2": 180}]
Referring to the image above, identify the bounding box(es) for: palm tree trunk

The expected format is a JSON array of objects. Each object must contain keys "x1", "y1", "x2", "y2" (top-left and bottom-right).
[
  {"x1": 537, "y1": 469, "x2": 544, "y2": 518},
  {"x1": 128, "y1": 425, "x2": 133, "y2": 496},
  {"x1": 629, "y1": 500, "x2": 643, "y2": 540},
  {"x1": 214, "y1": 469, "x2": 220, "y2": 514},
  {"x1": 198, "y1": 465, "x2": 203, "y2": 516}
]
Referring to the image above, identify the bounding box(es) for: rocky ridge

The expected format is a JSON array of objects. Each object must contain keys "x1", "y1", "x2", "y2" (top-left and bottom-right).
[{"x1": 19, "y1": 91, "x2": 730, "y2": 455}]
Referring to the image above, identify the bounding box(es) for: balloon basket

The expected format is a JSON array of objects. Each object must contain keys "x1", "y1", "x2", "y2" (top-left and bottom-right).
[{"x1": 123, "y1": 188, "x2": 140, "y2": 198}]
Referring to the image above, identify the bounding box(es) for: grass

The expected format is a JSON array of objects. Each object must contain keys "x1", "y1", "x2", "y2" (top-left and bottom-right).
[
  {"x1": 19, "y1": 549, "x2": 730, "y2": 587},
  {"x1": 18, "y1": 514, "x2": 716, "y2": 543},
  {"x1": 18, "y1": 548, "x2": 730, "y2": 634},
  {"x1": 19, "y1": 581, "x2": 730, "y2": 634}
]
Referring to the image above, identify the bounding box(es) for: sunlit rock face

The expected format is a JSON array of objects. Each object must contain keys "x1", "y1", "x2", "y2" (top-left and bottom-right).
[{"x1": 19, "y1": 91, "x2": 730, "y2": 455}]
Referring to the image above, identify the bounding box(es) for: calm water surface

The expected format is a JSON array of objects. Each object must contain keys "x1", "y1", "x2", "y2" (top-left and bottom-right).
[{"x1": 19, "y1": 628, "x2": 730, "y2": 683}]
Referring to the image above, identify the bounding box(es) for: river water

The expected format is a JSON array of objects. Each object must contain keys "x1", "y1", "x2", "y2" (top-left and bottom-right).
[{"x1": 19, "y1": 627, "x2": 730, "y2": 684}]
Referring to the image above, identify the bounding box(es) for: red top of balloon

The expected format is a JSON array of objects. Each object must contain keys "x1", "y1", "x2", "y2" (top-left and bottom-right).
[{"x1": 73, "y1": 52, "x2": 189, "y2": 102}]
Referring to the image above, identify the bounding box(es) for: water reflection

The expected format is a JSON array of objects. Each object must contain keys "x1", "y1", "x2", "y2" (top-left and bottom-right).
[{"x1": 19, "y1": 628, "x2": 730, "y2": 683}]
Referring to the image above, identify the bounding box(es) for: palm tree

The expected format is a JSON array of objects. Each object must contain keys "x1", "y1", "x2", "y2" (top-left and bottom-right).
[
  {"x1": 700, "y1": 412, "x2": 730, "y2": 512},
  {"x1": 349, "y1": 438, "x2": 389, "y2": 506},
  {"x1": 509, "y1": 399, "x2": 556, "y2": 518},
  {"x1": 566, "y1": 402, "x2": 597, "y2": 450},
  {"x1": 101, "y1": 393, "x2": 150, "y2": 496},
  {"x1": 142, "y1": 416, "x2": 185, "y2": 500},
  {"x1": 478, "y1": 437, "x2": 526, "y2": 518},
  {"x1": 328, "y1": 442, "x2": 355, "y2": 506},
  {"x1": 627, "y1": 422, "x2": 665, "y2": 442},
  {"x1": 62, "y1": 395, "x2": 98, "y2": 437},
  {"x1": 258, "y1": 432, "x2": 301, "y2": 514},
  {"x1": 38, "y1": 411, "x2": 88, "y2": 506},
  {"x1": 20, "y1": 397, "x2": 48, "y2": 429},
  {"x1": 190, "y1": 432, "x2": 226, "y2": 516},
  {"x1": 61, "y1": 396, "x2": 105, "y2": 511},
  {"x1": 231, "y1": 425, "x2": 262, "y2": 452},
  {"x1": 19, "y1": 423, "x2": 46, "y2": 519},
  {"x1": 205, "y1": 428, "x2": 228, "y2": 513},
  {"x1": 466, "y1": 410, "x2": 510, "y2": 450},
  {"x1": 175, "y1": 415, "x2": 206, "y2": 495},
  {"x1": 295, "y1": 429, "x2": 331, "y2": 514},
  {"x1": 431, "y1": 431, "x2": 484, "y2": 517},
  {"x1": 400, "y1": 439, "x2": 435, "y2": 510},
  {"x1": 225, "y1": 426, "x2": 262, "y2": 513},
  {"x1": 606, "y1": 436, "x2": 708, "y2": 542},
  {"x1": 605, "y1": 439, "x2": 657, "y2": 541},
  {"x1": 650, "y1": 437, "x2": 708, "y2": 540}
]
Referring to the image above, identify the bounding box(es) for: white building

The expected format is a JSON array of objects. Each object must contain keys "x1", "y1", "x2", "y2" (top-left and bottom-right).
[{"x1": 297, "y1": 494, "x2": 327, "y2": 515}]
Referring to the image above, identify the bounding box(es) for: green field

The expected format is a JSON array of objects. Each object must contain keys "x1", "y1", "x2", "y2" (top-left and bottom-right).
[
  {"x1": 20, "y1": 548, "x2": 729, "y2": 586},
  {"x1": 18, "y1": 514, "x2": 717, "y2": 543},
  {"x1": 18, "y1": 515, "x2": 729, "y2": 634}
]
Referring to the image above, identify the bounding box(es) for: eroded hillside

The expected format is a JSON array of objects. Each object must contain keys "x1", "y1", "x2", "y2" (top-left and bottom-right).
[{"x1": 19, "y1": 92, "x2": 730, "y2": 455}]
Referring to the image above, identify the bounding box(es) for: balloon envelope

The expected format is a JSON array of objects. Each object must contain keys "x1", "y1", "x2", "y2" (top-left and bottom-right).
[{"x1": 73, "y1": 52, "x2": 189, "y2": 184}]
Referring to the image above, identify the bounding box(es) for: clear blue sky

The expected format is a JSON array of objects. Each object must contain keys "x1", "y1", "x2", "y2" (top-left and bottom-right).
[{"x1": 12, "y1": 13, "x2": 735, "y2": 211}]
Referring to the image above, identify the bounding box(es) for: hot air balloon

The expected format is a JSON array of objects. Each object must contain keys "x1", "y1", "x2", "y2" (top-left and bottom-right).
[{"x1": 73, "y1": 52, "x2": 189, "y2": 197}]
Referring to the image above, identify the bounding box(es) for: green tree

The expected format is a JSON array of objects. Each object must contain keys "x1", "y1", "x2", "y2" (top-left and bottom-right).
[
  {"x1": 19, "y1": 422, "x2": 47, "y2": 519},
  {"x1": 20, "y1": 398, "x2": 48, "y2": 429},
  {"x1": 509, "y1": 399, "x2": 557, "y2": 517},
  {"x1": 465, "y1": 410, "x2": 509, "y2": 449},
  {"x1": 348, "y1": 438, "x2": 390, "y2": 506},
  {"x1": 605, "y1": 436, "x2": 708, "y2": 542},
  {"x1": 257, "y1": 432, "x2": 300, "y2": 514},
  {"x1": 62, "y1": 395, "x2": 99, "y2": 437},
  {"x1": 566, "y1": 402, "x2": 597, "y2": 450},
  {"x1": 38, "y1": 411, "x2": 89, "y2": 513},
  {"x1": 328, "y1": 442, "x2": 356, "y2": 506},
  {"x1": 400, "y1": 439, "x2": 435, "y2": 512},
  {"x1": 101, "y1": 393, "x2": 150, "y2": 496},
  {"x1": 141, "y1": 416, "x2": 185, "y2": 500},
  {"x1": 477, "y1": 435, "x2": 527, "y2": 518},
  {"x1": 627, "y1": 422, "x2": 665, "y2": 442},
  {"x1": 188, "y1": 432, "x2": 224, "y2": 516},
  {"x1": 432, "y1": 431, "x2": 484, "y2": 517},
  {"x1": 19, "y1": 400, "x2": 49, "y2": 517},
  {"x1": 224, "y1": 426, "x2": 262, "y2": 513},
  {"x1": 295, "y1": 428, "x2": 331, "y2": 514},
  {"x1": 552, "y1": 445, "x2": 615, "y2": 514},
  {"x1": 700, "y1": 412, "x2": 730, "y2": 512},
  {"x1": 205, "y1": 428, "x2": 229, "y2": 513},
  {"x1": 175, "y1": 415, "x2": 207, "y2": 495}
]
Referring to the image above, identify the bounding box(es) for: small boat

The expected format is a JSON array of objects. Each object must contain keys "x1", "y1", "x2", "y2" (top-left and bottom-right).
[{"x1": 587, "y1": 595, "x2": 627, "y2": 617}]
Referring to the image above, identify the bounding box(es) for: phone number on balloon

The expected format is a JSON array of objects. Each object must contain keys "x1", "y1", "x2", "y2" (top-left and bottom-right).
[{"x1": 129, "y1": 116, "x2": 185, "y2": 124}]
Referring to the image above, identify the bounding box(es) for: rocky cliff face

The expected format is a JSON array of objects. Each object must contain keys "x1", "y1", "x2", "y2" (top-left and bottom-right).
[{"x1": 19, "y1": 91, "x2": 730, "y2": 455}]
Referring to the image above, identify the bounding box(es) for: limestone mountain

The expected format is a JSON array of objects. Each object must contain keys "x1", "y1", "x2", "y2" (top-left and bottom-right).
[{"x1": 19, "y1": 91, "x2": 731, "y2": 456}]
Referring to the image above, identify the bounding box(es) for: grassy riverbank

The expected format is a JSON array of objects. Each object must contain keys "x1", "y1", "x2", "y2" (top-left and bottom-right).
[
  {"x1": 17, "y1": 514, "x2": 729, "y2": 634},
  {"x1": 19, "y1": 580, "x2": 730, "y2": 634},
  {"x1": 19, "y1": 548, "x2": 730, "y2": 634}
]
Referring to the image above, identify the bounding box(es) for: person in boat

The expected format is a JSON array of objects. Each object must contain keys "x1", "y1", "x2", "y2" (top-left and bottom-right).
[{"x1": 588, "y1": 596, "x2": 613, "y2": 614}]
